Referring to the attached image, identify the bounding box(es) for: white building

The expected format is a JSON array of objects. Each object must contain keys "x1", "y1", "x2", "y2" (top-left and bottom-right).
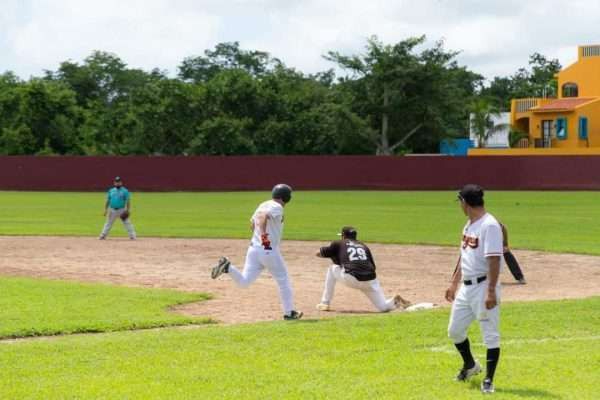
[{"x1": 469, "y1": 112, "x2": 510, "y2": 148}]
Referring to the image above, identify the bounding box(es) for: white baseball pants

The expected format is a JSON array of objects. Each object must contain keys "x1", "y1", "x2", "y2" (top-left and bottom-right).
[
  {"x1": 448, "y1": 280, "x2": 501, "y2": 349},
  {"x1": 228, "y1": 246, "x2": 295, "y2": 315},
  {"x1": 100, "y1": 208, "x2": 136, "y2": 239},
  {"x1": 320, "y1": 265, "x2": 396, "y2": 312}
]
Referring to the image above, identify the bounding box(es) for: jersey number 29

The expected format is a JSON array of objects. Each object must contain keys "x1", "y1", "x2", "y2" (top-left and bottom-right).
[{"x1": 347, "y1": 247, "x2": 367, "y2": 261}]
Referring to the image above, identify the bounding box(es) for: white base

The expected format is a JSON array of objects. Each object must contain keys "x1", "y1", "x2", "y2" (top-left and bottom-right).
[{"x1": 405, "y1": 302, "x2": 437, "y2": 312}]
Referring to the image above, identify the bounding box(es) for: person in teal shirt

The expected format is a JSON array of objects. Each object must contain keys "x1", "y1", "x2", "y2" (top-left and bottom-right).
[{"x1": 99, "y1": 176, "x2": 136, "y2": 240}]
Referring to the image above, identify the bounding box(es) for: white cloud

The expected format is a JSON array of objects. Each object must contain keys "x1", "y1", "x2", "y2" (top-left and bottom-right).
[
  {"x1": 1, "y1": 0, "x2": 599, "y2": 80},
  {"x1": 3, "y1": 0, "x2": 220, "y2": 77}
]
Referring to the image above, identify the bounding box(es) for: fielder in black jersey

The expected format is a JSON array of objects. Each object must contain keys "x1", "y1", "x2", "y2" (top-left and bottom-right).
[{"x1": 315, "y1": 226, "x2": 410, "y2": 312}]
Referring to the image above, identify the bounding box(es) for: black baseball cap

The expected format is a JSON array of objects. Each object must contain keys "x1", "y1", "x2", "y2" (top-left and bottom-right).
[
  {"x1": 114, "y1": 176, "x2": 122, "y2": 183},
  {"x1": 337, "y1": 226, "x2": 357, "y2": 239},
  {"x1": 458, "y1": 184, "x2": 484, "y2": 207}
]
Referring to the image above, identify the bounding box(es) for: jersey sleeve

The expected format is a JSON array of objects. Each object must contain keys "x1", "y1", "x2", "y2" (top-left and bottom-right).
[
  {"x1": 320, "y1": 241, "x2": 340, "y2": 258},
  {"x1": 483, "y1": 222, "x2": 504, "y2": 258},
  {"x1": 366, "y1": 246, "x2": 376, "y2": 268}
]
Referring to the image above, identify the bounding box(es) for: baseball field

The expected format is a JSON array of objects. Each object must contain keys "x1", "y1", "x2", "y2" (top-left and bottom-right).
[{"x1": 1, "y1": 190, "x2": 599, "y2": 399}]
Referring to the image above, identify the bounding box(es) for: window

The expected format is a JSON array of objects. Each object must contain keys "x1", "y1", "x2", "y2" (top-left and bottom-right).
[
  {"x1": 556, "y1": 118, "x2": 568, "y2": 140},
  {"x1": 579, "y1": 117, "x2": 588, "y2": 140},
  {"x1": 562, "y1": 82, "x2": 578, "y2": 98}
]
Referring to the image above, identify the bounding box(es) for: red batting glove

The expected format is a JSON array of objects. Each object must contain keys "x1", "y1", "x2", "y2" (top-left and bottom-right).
[{"x1": 261, "y1": 233, "x2": 272, "y2": 250}]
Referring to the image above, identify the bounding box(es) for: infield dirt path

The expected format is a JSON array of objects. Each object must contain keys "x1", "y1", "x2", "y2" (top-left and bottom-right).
[{"x1": 1, "y1": 236, "x2": 599, "y2": 324}]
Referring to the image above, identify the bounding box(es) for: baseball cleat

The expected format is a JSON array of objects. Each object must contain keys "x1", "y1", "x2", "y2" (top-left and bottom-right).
[
  {"x1": 518, "y1": 278, "x2": 527, "y2": 284},
  {"x1": 283, "y1": 310, "x2": 303, "y2": 320},
  {"x1": 211, "y1": 257, "x2": 230, "y2": 279},
  {"x1": 454, "y1": 360, "x2": 482, "y2": 381},
  {"x1": 98, "y1": 236, "x2": 106, "y2": 240},
  {"x1": 394, "y1": 295, "x2": 411, "y2": 309},
  {"x1": 315, "y1": 303, "x2": 331, "y2": 311},
  {"x1": 481, "y1": 378, "x2": 495, "y2": 394}
]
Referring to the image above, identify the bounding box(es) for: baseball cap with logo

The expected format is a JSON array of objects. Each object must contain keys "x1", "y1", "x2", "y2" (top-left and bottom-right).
[
  {"x1": 457, "y1": 184, "x2": 484, "y2": 207},
  {"x1": 337, "y1": 226, "x2": 357, "y2": 239},
  {"x1": 114, "y1": 176, "x2": 122, "y2": 182}
]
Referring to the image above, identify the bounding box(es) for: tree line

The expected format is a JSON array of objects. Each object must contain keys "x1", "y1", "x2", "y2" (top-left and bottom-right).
[{"x1": 0, "y1": 37, "x2": 560, "y2": 156}]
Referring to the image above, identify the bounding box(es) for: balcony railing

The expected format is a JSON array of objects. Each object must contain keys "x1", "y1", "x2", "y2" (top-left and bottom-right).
[
  {"x1": 582, "y1": 45, "x2": 600, "y2": 57},
  {"x1": 514, "y1": 98, "x2": 540, "y2": 113}
]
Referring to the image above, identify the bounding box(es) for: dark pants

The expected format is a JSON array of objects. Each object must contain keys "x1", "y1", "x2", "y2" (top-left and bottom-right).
[{"x1": 503, "y1": 251, "x2": 524, "y2": 281}]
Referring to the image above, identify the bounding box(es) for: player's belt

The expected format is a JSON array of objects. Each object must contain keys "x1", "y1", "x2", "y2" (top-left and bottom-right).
[{"x1": 463, "y1": 276, "x2": 487, "y2": 285}]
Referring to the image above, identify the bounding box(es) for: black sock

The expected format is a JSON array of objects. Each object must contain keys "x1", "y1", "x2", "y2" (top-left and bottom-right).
[
  {"x1": 454, "y1": 338, "x2": 475, "y2": 369},
  {"x1": 486, "y1": 348, "x2": 501, "y2": 381}
]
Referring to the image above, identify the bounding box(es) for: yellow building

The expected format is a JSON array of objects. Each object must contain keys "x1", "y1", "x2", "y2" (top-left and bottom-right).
[{"x1": 470, "y1": 45, "x2": 600, "y2": 156}]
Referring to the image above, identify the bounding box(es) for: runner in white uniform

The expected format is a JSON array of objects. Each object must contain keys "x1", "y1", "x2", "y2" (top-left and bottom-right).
[
  {"x1": 210, "y1": 184, "x2": 302, "y2": 320},
  {"x1": 445, "y1": 184, "x2": 503, "y2": 394}
]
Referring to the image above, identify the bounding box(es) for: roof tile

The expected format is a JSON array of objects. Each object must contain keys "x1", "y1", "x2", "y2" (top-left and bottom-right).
[{"x1": 534, "y1": 97, "x2": 597, "y2": 111}]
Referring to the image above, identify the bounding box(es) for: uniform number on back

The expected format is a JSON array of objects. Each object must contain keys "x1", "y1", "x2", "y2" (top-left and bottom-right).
[{"x1": 347, "y1": 247, "x2": 367, "y2": 261}]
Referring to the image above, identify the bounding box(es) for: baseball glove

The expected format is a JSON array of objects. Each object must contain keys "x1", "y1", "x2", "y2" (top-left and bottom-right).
[{"x1": 120, "y1": 211, "x2": 130, "y2": 221}]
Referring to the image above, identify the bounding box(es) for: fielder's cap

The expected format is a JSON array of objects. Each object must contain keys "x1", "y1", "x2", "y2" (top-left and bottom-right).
[
  {"x1": 114, "y1": 176, "x2": 122, "y2": 182},
  {"x1": 337, "y1": 226, "x2": 357, "y2": 239},
  {"x1": 458, "y1": 184, "x2": 484, "y2": 206}
]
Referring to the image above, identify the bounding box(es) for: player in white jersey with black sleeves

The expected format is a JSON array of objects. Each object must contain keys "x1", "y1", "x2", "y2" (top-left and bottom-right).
[
  {"x1": 211, "y1": 184, "x2": 302, "y2": 320},
  {"x1": 445, "y1": 184, "x2": 503, "y2": 394}
]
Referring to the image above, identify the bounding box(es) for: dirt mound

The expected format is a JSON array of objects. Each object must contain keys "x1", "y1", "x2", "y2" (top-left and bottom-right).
[{"x1": 1, "y1": 236, "x2": 598, "y2": 324}]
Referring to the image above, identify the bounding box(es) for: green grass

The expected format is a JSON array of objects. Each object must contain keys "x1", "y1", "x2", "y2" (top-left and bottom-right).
[
  {"x1": 0, "y1": 276, "x2": 211, "y2": 338},
  {"x1": 1, "y1": 297, "x2": 598, "y2": 399},
  {"x1": 1, "y1": 190, "x2": 600, "y2": 254}
]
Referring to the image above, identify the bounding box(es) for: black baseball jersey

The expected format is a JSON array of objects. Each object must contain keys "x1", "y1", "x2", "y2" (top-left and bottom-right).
[{"x1": 319, "y1": 239, "x2": 376, "y2": 281}]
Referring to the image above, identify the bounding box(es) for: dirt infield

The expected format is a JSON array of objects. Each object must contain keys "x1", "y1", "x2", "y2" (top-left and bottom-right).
[{"x1": 1, "y1": 236, "x2": 599, "y2": 324}]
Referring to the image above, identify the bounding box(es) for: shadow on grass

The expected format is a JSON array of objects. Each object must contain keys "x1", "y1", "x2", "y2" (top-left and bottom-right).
[
  {"x1": 0, "y1": 319, "x2": 215, "y2": 342},
  {"x1": 496, "y1": 388, "x2": 563, "y2": 399},
  {"x1": 295, "y1": 318, "x2": 321, "y2": 324},
  {"x1": 335, "y1": 309, "x2": 378, "y2": 315},
  {"x1": 468, "y1": 381, "x2": 562, "y2": 399}
]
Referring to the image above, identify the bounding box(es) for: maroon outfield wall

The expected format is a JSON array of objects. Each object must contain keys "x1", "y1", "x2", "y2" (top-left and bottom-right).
[{"x1": 0, "y1": 156, "x2": 599, "y2": 191}]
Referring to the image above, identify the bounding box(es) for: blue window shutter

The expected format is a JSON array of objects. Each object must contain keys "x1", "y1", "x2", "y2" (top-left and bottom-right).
[
  {"x1": 579, "y1": 117, "x2": 588, "y2": 140},
  {"x1": 556, "y1": 118, "x2": 568, "y2": 140}
]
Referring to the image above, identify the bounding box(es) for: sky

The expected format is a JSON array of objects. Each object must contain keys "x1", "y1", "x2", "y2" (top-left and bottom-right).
[{"x1": 1, "y1": 0, "x2": 599, "y2": 82}]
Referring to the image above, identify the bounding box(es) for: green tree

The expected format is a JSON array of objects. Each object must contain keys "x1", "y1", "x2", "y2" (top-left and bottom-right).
[
  {"x1": 1, "y1": 39, "x2": 491, "y2": 156},
  {"x1": 469, "y1": 98, "x2": 508, "y2": 148},
  {"x1": 179, "y1": 42, "x2": 280, "y2": 83},
  {"x1": 0, "y1": 79, "x2": 83, "y2": 155},
  {"x1": 483, "y1": 53, "x2": 562, "y2": 110},
  {"x1": 327, "y1": 36, "x2": 481, "y2": 154},
  {"x1": 48, "y1": 52, "x2": 174, "y2": 155},
  {"x1": 253, "y1": 65, "x2": 371, "y2": 154},
  {"x1": 188, "y1": 116, "x2": 255, "y2": 155},
  {"x1": 204, "y1": 69, "x2": 260, "y2": 119},
  {"x1": 119, "y1": 78, "x2": 204, "y2": 155},
  {"x1": 0, "y1": 125, "x2": 37, "y2": 155}
]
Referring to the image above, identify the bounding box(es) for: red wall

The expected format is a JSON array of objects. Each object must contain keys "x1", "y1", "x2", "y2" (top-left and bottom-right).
[{"x1": 0, "y1": 156, "x2": 599, "y2": 191}]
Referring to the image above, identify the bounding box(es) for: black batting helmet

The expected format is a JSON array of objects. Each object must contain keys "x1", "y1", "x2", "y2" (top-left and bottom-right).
[{"x1": 272, "y1": 183, "x2": 292, "y2": 203}]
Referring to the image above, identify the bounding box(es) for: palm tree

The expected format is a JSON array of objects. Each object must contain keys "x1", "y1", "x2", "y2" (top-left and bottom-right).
[{"x1": 469, "y1": 99, "x2": 509, "y2": 148}]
